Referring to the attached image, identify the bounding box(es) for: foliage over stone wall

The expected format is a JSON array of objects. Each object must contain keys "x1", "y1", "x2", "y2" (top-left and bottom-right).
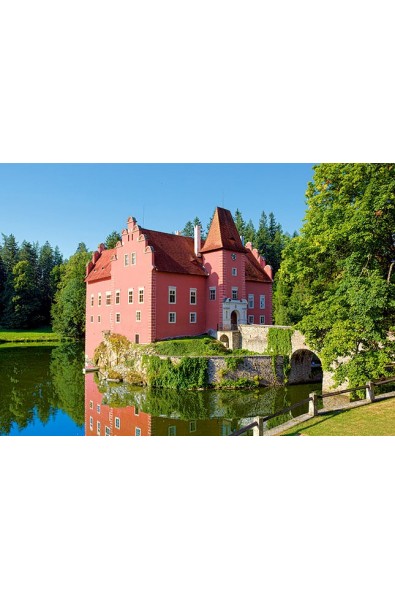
[
  {"x1": 93, "y1": 333, "x2": 283, "y2": 389},
  {"x1": 267, "y1": 327, "x2": 293, "y2": 356},
  {"x1": 143, "y1": 356, "x2": 208, "y2": 390},
  {"x1": 267, "y1": 328, "x2": 293, "y2": 383}
]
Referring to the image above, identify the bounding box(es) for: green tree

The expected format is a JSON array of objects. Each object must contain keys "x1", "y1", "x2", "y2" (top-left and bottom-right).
[
  {"x1": 182, "y1": 220, "x2": 194, "y2": 237},
  {"x1": 274, "y1": 163, "x2": 395, "y2": 389},
  {"x1": 233, "y1": 208, "x2": 246, "y2": 240},
  {"x1": 256, "y1": 211, "x2": 270, "y2": 253},
  {"x1": 105, "y1": 230, "x2": 122, "y2": 249},
  {"x1": 0, "y1": 234, "x2": 19, "y2": 326},
  {"x1": 182, "y1": 217, "x2": 204, "y2": 238},
  {"x1": 38, "y1": 241, "x2": 56, "y2": 324},
  {"x1": 51, "y1": 243, "x2": 91, "y2": 339},
  {"x1": 12, "y1": 260, "x2": 41, "y2": 328},
  {"x1": 244, "y1": 219, "x2": 256, "y2": 245}
]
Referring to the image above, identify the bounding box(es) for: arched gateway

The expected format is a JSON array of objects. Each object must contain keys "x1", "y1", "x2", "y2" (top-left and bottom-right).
[
  {"x1": 230, "y1": 311, "x2": 239, "y2": 330},
  {"x1": 288, "y1": 349, "x2": 322, "y2": 384}
]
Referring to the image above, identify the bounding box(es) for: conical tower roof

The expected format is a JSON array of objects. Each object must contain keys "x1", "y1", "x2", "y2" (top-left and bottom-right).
[{"x1": 201, "y1": 207, "x2": 247, "y2": 254}]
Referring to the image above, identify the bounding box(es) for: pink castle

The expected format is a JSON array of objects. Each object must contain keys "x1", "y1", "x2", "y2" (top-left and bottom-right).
[{"x1": 85, "y1": 207, "x2": 273, "y2": 360}]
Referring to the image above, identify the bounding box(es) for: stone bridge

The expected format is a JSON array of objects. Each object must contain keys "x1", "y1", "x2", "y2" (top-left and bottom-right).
[{"x1": 217, "y1": 324, "x2": 334, "y2": 390}]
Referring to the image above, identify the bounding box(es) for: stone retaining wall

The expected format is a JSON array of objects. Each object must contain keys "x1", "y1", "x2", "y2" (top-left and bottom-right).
[
  {"x1": 207, "y1": 356, "x2": 283, "y2": 386},
  {"x1": 93, "y1": 335, "x2": 284, "y2": 387}
]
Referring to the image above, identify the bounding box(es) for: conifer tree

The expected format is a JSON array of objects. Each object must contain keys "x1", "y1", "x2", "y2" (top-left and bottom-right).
[{"x1": 105, "y1": 231, "x2": 122, "y2": 249}]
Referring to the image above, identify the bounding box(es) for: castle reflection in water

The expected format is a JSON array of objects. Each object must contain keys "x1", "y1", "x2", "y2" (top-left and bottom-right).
[{"x1": 84, "y1": 373, "x2": 233, "y2": 436}]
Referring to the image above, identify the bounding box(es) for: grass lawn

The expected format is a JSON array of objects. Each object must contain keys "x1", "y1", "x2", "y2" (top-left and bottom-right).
[
  {"x1": 281, "y1": 397, "x2": 395, "y2": 436},
  {"x1": 151, "y1": 335, "x2": 259, "y2": 357},
  {"x1": 0, "y1": 327, "x2": 60, "y2": 345},
  {"x1": 151, "y1": 335, "x2": 230, "y2": 356}
]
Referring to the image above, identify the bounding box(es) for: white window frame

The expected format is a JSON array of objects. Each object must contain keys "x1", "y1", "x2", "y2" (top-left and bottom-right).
[
  {"x1": 98, "y1": 315, "x2": 101, "y2": 323},
  {"x1": 105, "y1": 426, "x2": 110, "y2": 436},
  {"x1": 97, "y1": 421, "x2": 101, "y2": 435},
  {"x1": 134, "y1": 405, "x2": 139, "y2": 416},
  {"x1": 89, "y1": 400, "x2": 93, "y2": 409},
  {"x1": 106, "y1": 291, "x2": 111, "y2": 305},
  {"x1": 232, "y1": 267, "x2": 237, "y2": 276},
  {"x1": 90, "y1": 294, "x2": 94, "y2": 306},
  {"x1": 124, "y1": 254, "x2": 130, "y2": 267},
  {"x1": 89, "y1": 416, "x2": 93, "y2": 431},
  {"x1": 168, "y1": 312, "x2": 176, "y2": 324},
  {"x1": 136, "y1": 311, "x2": 141, "y2": 322},
  {"x1": 190, "y1": 312, "x2": 197, "y2": 323},
  {"x1": 115, "y1": 417, "x2": 120, "y2": 430},
  {"x1": 168, "y1": 286, "x2": 176, "y2": 304},
  {"x1": 128, "y1": 289, "x2": 133, "y2": 304},
  {"x1": 135, "y1": 427, "x2": 141, "y2": 436},
  {"x1": 115, "y1": 290, "x2": 120, "y2": 305},
  {"x1": 98, "y1": 293, "x2": 102, "y2": 306},
  {"x1": 131, "y1": 252, "x2": 137, "y2": 265},
  {"x1": 189, "y1": 421, "x2": 197, "y2": 433},
  {"x1": 116, "y1": 312, "x2": 121, "y2": 323},
  {"x1": 138, "y1": 288, "x2": 144, "y2": 303},
  {"x1": 90, "y1": 315, "x2": 94, "y2": 323},
  {"x1": 190, "y1": 288, "x2": 197, "y2": 305},
  {"x1": 260, "y1": 295, "x2": 266, "y2": 309},
  {"x1": 248, "y1": 294, "x2": 254, "y2": 309},
  {"x1": 248, "y1": 315, "x2": 254, "y2": 324},
  {"x1": 209, "y1": 287, "x2": 216, "y2": 301},
  {"x1": 232, "y1": 287, "x2": 238, "y2": 300},
  {"x1": 260, "y1": 315, "x2": 265, "y2": 324},
  {"x1": 97, "y1": 404, "x2": 101, "y2": 413}
]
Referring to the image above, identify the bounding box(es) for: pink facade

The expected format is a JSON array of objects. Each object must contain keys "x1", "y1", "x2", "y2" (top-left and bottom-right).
[{"x1": 85, "y1": 208, "x2": 273, "y2": 361}]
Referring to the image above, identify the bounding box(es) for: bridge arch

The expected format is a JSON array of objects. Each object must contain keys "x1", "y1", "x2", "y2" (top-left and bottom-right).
[
  {"x1": 219, "y1": 334, "x2": 230, "y2": 348},
  {"x1": 288, "y1": 349, "x2": 323, "y2": 385}
]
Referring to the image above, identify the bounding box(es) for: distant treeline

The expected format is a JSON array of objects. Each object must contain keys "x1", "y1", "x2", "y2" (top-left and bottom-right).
[{"x1": 0, "y1": 234, "x2": 64, "y2": 329}]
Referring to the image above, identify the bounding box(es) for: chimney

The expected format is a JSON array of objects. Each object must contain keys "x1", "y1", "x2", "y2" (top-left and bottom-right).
[{"x1": 194, "y1": 225, "x2": 201, "y2": 256}]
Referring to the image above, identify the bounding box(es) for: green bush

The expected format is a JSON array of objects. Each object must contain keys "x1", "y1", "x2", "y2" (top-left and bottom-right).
[{"x1": 145, "y1": 356, "x2": 208, "y2": 389}]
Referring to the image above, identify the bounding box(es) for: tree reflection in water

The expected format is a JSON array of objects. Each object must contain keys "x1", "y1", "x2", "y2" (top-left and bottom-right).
[{"x1": 86, "y1": 374, "x2": 321, "y2": 436}]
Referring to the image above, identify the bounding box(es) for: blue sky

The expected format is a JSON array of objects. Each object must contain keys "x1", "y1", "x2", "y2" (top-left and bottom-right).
[{"x1": 0, "y1": 163, "x2": 316, "y2": 258}]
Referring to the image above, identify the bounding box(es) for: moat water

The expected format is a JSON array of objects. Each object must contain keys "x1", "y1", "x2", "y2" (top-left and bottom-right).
[{"x1": 0, "y1": 344, "x2": 322, "y2": 436}]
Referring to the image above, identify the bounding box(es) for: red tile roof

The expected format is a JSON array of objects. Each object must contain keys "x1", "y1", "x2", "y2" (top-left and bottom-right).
[
  {"x1": 201, "y1": 207, "x2": 247, "y2": 254},
  {"x1": 85, "y1": 249, "x2": 114, "y2": 282},
  {"x1": 141, "y1": 229, "x2": 207, "y2": 276},
  {"x1": 245, "y1": 250, "x2": 273, "y2": 282}
]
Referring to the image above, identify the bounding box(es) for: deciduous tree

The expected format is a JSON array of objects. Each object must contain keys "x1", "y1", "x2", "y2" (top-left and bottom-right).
[{"x1": 274, "y1": 163, "x2": 395, "y2": 388}]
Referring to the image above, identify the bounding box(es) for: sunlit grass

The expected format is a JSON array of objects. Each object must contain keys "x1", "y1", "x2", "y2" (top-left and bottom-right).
[
  {"x1": 152, "y1": 335, "x2": 230, "y2": 356},
  {"x1": 0, "y1": 327, "x2": 60, "y2": 345},
  {"x1": 282, "y1": 397, "x2": 395, "y2": 436}
]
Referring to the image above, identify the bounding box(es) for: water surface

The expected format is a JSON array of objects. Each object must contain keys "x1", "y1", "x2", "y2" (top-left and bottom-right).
[{"x1": 0, "y1": 345, "x2": 321, "y2": 436}]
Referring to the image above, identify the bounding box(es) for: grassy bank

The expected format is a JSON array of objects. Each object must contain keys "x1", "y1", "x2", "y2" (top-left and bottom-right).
[
  {"x1": 149, "y1": 335, "x2": 257, "y2": 357},
  {"x1": 0, "y1": 327, "x2": 60, "y2": 346},
  {"x1": 281, "y1": 397, "x2": 395, "y2": 436}
]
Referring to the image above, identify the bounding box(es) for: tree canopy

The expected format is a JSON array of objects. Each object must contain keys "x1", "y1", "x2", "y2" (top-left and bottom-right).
[
  {"x1": 274, "y1": 163, "x2": 395, "y2": 388},
  {"x1": 105, "y1": 230, "x2": 122, "y2": 249},
  {"x1": 0, "y1": 235, "x2": 63, "y2": 328},
  {"x1": 51, "y1": 243, "x2": 91, "y2": 339}
]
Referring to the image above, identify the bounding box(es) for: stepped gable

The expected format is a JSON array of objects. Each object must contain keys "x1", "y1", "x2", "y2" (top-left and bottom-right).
[
  {"x1": 201, "y1": 207, "x2": 248, "y2": 254},
  {"x1": 141, "y1": 228, "x2": 206, "y2": 276},
  {"x1": 85, "y1": 249, "x2": 114, "y2": 282},
  {"x1": 245, "y1": 250, "x2": 273, "y2": 282}
]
